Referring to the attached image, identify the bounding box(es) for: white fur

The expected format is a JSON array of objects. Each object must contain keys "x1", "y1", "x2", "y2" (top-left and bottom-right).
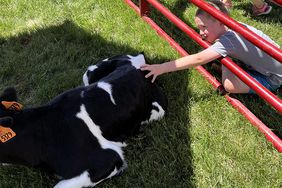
[
  {"x1": 83, "y1": 65, "x2": 98, "y2": 86},
  {"x1": 127, "y1": 54, "x2": 145, "y2": 69},
  {"x1": 0, "y1": 163, "x2": 11, "y2": 166},
  {"x1": 54, "y1": 166, "x2": 123, "y2": 188},
  {"x1": 76, "y1": 105, "x2": 126, "y2": 160},
  {"x1": 149, "y1": 102, "x2": 165, "y2": 122},
  {"x1": 141, "y1": 120, "x2": 149, "y2": 125},
  {"x1": 80, "y1": 91, "x2": 85, "y2": 98},
  {"x1": 54, "y1": 171, "x2": 94, "y2": 188},
  {"x1": 141, "y1": 102, "x2": 165, "y2": 125},
  {"x1": 97, "y1": 81, "x2": 116, "y2": 105},
  {"x1": 88, "y1": 65, "x2": 98, "y2": 71}
]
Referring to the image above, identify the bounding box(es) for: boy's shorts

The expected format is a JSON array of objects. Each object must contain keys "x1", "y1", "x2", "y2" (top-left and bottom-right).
[{"x1": 248, "y1": 71, "x2": 281, "y2": 94}]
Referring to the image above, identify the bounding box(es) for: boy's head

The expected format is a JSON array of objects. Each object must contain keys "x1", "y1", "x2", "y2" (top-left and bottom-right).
[{"x1": 195, "y1": 0, "x2": 229, "y2": 43}]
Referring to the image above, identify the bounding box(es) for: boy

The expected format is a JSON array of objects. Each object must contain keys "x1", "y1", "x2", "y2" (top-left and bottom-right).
[{"x1": 140, "y1": 0, "x2": 282, "y2": 94}]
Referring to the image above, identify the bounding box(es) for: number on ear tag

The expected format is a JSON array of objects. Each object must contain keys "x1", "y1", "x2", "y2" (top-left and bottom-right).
[{"x1": 0, "y1": 125, "x2": 16, "y2": 143}]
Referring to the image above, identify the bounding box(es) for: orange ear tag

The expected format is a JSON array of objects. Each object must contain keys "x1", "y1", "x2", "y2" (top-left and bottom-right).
[
  {"x1": 1, "y1": 101, "x2": 23, "y2": 111},
  {"x1": 0, "y1": 125, "x2": 16, "y2": 143}
]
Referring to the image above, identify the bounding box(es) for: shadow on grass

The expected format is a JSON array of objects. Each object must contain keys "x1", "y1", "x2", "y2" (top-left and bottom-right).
[
  {"x1": 230, "y1": 93, "x2": 282, "y2": 138},
  {"x1": 203, "y1": 63, "x2": 282, "y2": 139},
  {"x1": 149, "y1": 0, "x2": 200, "y2": 54},
  {"x1": 0, "y1": 20, "x2": 193, "y2": 187},
  {"x1": 233, "y1": 2, "x2": 282, "y2": 23}
]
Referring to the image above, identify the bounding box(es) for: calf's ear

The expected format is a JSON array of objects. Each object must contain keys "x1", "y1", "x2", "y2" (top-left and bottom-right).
[
  {"x1": 0, "y1": 87, "x2": 18, "y2": 102},
  {"x1": 0, "y1": 117, "x2": 13, "y2": 127},
  {"x1": 1, "y1": 101, "x2": 23, "y2": 111}
]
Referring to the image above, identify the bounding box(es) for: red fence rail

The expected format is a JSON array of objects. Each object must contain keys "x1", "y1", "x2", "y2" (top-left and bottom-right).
[
  {"x1": 190, "y1": 0, "x2": 282, "y2": 64},
  {"x1": 145, "y1": 0, "x2": 282, "y2": 113},
  {"x1": 124, "y1": 0, "x2": 282, "y2": 152},
  {"x1": 269, "y1": 0, "x2": 282, "y2": 6}
]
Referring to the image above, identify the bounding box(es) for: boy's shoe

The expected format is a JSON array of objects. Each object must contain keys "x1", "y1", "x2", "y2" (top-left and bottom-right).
[
  {"x1": 268, "y1": 0, "x2": 282, "y2": 7},
  {"x1": 252, "y1": 3, "x2": 272, "y2": 16}
]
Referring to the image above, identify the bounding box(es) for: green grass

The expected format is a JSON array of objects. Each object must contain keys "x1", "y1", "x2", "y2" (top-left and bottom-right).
[{"x1": 0, "y1": 0, "x2": 281, "y2": 187}]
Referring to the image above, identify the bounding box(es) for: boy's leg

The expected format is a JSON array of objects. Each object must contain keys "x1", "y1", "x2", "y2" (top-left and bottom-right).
[
  {"x1": 222, "y1": 65, "x2": 251, "y2": 93},
  {"x1": 222, "y1": 65, "x2": 280, "y2": 94},
  {"x1": 252, "y1": 0, "x2": 265, "y2": 8}
]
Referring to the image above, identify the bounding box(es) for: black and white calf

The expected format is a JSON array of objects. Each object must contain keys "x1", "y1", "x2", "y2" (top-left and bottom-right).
[{"x1": 0, "y1": 53, "x2": 167, "y2": 188}]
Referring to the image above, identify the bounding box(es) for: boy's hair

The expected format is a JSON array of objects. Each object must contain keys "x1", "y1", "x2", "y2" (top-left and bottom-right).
[{"x1": 195, "y1": 0, "x2": 229, "y2": 20}]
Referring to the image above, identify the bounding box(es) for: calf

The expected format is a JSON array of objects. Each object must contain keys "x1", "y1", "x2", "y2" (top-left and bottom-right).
[{"x1": 0, "y1": 53, "x2": 167, "y2": 188}]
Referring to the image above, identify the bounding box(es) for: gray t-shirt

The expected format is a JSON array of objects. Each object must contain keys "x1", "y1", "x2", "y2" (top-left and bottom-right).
[{"x1": 210, "y1": 22, "x2": 282, "y2": 86}]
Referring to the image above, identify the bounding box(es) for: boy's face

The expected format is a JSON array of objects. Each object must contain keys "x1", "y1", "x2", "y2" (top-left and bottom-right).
[{"x1": 195, "y1": 14, "x2": 224, "y2": 43}]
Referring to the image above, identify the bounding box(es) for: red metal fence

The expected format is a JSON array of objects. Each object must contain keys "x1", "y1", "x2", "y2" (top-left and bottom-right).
[
  {"x1": 125, "y1": 0, "x2": 282, "y2": 152},
  {"x1": 272, "y1": 0, "x2": 282, "y2": 5},
  {"x1": 191, "y1": 0, "x2": 282, "y2": 63}
]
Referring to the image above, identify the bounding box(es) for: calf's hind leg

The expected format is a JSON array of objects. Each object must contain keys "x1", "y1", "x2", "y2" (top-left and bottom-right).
[{"x1": 54, "y1": 161, "x2": 127, "y2": 188}]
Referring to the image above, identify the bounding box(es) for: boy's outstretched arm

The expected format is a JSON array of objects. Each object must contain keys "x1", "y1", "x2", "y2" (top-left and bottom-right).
[{"x1": 140, "y1": 47, "x2": 221, "y2": 82}]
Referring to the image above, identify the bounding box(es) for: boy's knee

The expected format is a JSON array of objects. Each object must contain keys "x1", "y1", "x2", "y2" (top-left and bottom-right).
[
  {"x1": 223, "y1": 79, "x2": 249, "y2": 93},
  {"x1": 223, "y1": 80, "x2": 236, "y2": 93}
]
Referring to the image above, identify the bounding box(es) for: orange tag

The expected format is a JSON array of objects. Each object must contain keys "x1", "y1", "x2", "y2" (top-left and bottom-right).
[
  {"x1": 0, "y1": 125, "x2": 16, "y2": 143},
  {"x1": 1, "y1": 101, "x2": 23, "y2": 111}
]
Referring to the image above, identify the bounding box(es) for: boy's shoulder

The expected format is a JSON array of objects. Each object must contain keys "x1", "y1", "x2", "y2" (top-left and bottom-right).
[{"x1": 217, "y1": 30, "x2": 237, "y2": 47}]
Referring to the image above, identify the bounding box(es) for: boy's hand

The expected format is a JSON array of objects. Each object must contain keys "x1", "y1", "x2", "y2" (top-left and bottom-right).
[{"x1": 140, "y1": 64, "x2": 165, "y2": 83}]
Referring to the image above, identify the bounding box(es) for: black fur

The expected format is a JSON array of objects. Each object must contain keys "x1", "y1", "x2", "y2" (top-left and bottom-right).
[{"x1": 0, "y1": 53, "x2": 167, "y2": 187}]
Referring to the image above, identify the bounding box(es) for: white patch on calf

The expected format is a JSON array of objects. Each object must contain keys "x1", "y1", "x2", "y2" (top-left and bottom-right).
[
  {"x1": 97, "y1": 81, "x2": 116, "y2": 105},
  {"x1": 54, "y1": 171, "x2": 93, "y2": 188},
  {"x1": 149, "y1": 102, "x2": 165, "y2": 122},
  {"x1": 141, "y1": 102, "x2": 165, "y2": 125},
  {"x1": 128, "y1": 54, "x2": 145, "y2": 69},
  {"x1": 54, "y1": 167, "x2": 121, "y2": 188},
  {"x1": 83, "y1": 65, "x2": 98, "y2": 86},
  {"x1": 141, "y1": 120, "x2": 149, "y2": 125},
  {"x1": 80, "y1": 91, "x2": 85, "y2": 98},
  {"x1": 76, "y1": 105, "x2": 125, "y2": 160},
  {"x1": 88, "y1": 65, "x2": 98, "y2": 71},
  {"x1": 0, "y1": 163, "x2": 11, "y2": 166}
]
